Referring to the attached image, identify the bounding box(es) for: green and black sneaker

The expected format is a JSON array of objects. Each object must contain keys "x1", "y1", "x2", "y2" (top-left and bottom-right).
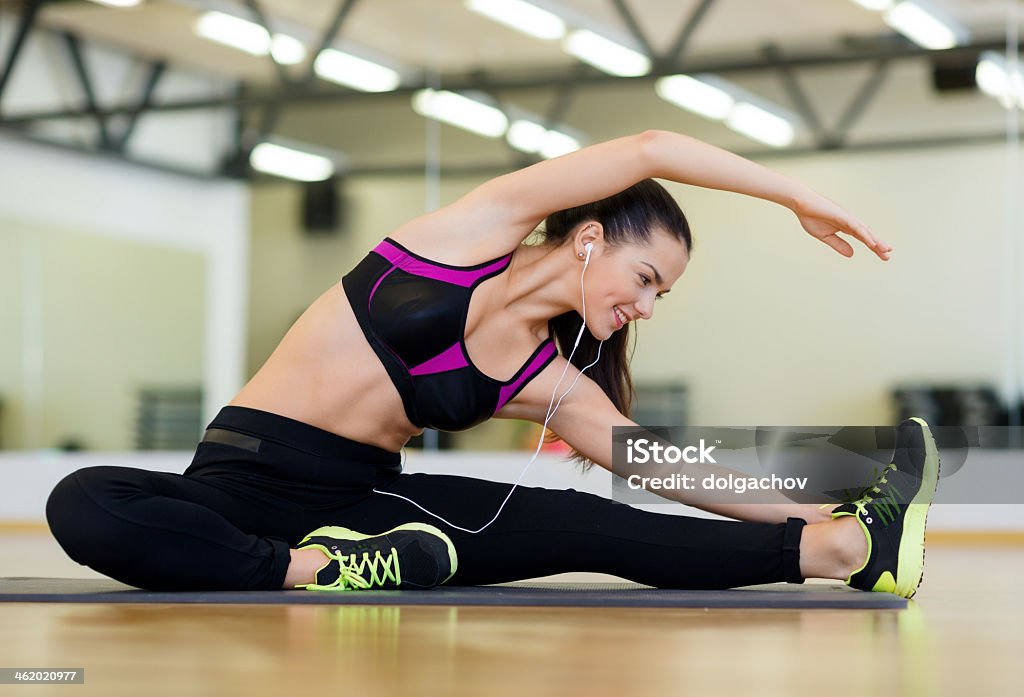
[
  {"x1": 293, "y1": 523, "x2": 458, "y2": 591},
  {"x1": 831, "y1": 417, "x2": 940, "y2": 599}
]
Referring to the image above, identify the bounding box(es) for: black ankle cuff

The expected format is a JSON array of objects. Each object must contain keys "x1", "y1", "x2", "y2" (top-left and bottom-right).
[{"x1": 783, "y1": 517, "x2": 807, "y2": 584}]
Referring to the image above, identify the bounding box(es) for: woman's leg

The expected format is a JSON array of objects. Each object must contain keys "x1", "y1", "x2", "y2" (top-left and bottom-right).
[
  {"x1": 320, "y1": 473, "x2": 865, "y2": 589},
  {"x1": 46, "y1": 465, "x2": 302, "y2": 591}
]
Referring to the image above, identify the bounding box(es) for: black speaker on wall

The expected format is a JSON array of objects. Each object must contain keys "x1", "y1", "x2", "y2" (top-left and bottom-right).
[
  {"x1": 930, "y1": 54, "x2": 980, "y2": 92},
  {"x1": 302, "y1": 176, "x2": 345, "y2": 235}
]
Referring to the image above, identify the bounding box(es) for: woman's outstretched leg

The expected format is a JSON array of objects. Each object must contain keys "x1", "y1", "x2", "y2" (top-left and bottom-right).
[
  {"x1": 799, "y1": 515, "x2": 868, "y2": 580},
  {"x1": 319, "y1": 473, "x2": 822, "y2": 589}
]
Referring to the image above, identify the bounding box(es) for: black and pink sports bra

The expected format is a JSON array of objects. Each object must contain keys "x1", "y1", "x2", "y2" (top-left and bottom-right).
[{"x1": 342, "y1": 238, "x2": 559, "y2": 431}]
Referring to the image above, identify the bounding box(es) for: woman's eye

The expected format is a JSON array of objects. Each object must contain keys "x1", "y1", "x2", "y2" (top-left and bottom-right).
[{"x1": 639, "y1": 274, "x2": 651, "y2": 285}]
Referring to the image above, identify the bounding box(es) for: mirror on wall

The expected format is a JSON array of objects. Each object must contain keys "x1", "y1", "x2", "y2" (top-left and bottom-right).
[{"x1": 0, "y1": 223, "x2": 206, "y2": 451}]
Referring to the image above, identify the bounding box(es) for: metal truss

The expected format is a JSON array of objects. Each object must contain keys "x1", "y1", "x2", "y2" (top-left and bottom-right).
[
  {"x1": 222, "y1": 0, "x2": 359, "y2": 176},
  {"x1": 0, "y1": 0, "x2": 1016, "y2": 180}
]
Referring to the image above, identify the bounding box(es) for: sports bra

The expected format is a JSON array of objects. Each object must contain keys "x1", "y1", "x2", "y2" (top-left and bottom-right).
[{"x1": 342, "y1": 237, "x2": 559, "y2": 432}]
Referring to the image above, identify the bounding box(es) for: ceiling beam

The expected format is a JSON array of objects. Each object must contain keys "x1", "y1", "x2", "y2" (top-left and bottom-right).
[
  {"x1": 114, "y1": 60, "x2": 167, "y2": 153},
  {"x1": 662, "y1": 0, "x2": 717, "y2": 69},
  {"x1": 0, "y1": 37, "x2": 1006, "y2": 126},
  {"x1": 4, "y1": 122, "x2": 1018, "y2": 182},
  {"x1": 762, "y1": 43, "x2": 830, "y2": 147},
  {"x1": 832, "y1": 59, "x2": 892, "y2": 146},
  {"x1": 609, "y1": 0, "x2": 657, "y2": 60},
  {"x1": 61, "y1": 31, "x2": 113, "y2": 150},
  {"x1": 0, "y1": 0, "x2": 45, "y2": 112}
]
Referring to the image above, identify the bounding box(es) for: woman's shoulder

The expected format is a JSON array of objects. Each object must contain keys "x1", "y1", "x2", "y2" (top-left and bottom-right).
[{"x1": 386, "y1": 203, "x2": 535, "y2": 266}]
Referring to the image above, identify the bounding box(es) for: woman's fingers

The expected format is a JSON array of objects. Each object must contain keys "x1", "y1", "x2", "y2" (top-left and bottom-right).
[
  {"x1": 802, "y1": 206, "x2": 892, "y2": 260},
  {"x1": 822, "y1": 233, "x2": 855, "y2": 257},
  {"x1": 843, "y1": 217, "x2": 883, "y2": 251},
  {"x1": 838, "y1": 217, "x2": 892, "y2": 260}
]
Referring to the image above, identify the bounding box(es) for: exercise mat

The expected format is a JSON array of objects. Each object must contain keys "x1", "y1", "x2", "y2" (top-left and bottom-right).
[{"x1": 0, "y1": 577, "x2": 906, "y2": 608}]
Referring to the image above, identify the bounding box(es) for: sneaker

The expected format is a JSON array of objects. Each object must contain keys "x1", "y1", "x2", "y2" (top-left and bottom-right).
[
  {"x1": 293, "y1": 523, "x2": 458, "y2": 591},
  {"x1": 831, "y1": 417, "x2": 940, "y2": 599}
]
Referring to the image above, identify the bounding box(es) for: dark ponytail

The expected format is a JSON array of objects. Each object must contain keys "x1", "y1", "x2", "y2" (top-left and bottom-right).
[{"x1": 540, "y1": 179, "x2": 693, "y2": 470}]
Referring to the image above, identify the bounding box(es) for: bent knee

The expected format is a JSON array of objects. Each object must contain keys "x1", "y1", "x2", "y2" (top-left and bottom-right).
[{"x1": 45, "y1": 466, "x2": 137, "y2": 565}]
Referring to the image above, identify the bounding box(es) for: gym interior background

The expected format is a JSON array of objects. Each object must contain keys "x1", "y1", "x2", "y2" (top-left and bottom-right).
[
  {"x1": 0, "y1": 0, "x2": 1022, "y2": 522},
  {"x1": 1, "y1": 3, "x2": 1023, "y2": 696}
]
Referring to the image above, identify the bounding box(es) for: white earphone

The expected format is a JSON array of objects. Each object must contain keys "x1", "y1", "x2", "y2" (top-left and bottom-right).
[{"x1": 372, "y1": 235, "x2": 605, "y2": 533}]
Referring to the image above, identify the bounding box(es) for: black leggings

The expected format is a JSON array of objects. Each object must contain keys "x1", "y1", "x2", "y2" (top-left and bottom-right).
[{"x1": 46, "y1": 406, "x2": 807, "y2": 591}]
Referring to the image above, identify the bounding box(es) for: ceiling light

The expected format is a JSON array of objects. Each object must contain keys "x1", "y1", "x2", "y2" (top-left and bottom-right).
[
  {"x1": 883, "y1": 1, "x2": 968, "y2": 50},
  {"x1": 539, "y1": 130, "x2": 580, "y2": 159},
  {"x1": 412, "y1": 89, "x2": 509, "y2": 138},
  {"x1": 506, "y1": 120, "x2": 580, "y2": 158},
  {"x1": 195, "y1": 11, "x2": 306, "y2": 65},
  {"x1": 249, "y1": 142, "x2": 335, "y2": 182},
  {"x1": 314, "y1": 49, "x2": 401, "y2": 92},
  {"x1": 655, "y1": 74, "x2": 735, "y2": 120},
  {"x1": 726, "y1": 103, "x2": 796, "y2": 148},
  {"x1": 507, "y1": 120, "x2": 548, "y2": 152},
  {"x1": 656, "y1": 74, "x2": 797, "y2": 147},
  {"x1": 563, "y1": 29, "x2": 650, "y2": 77},
  {"x1": 270, "y1": 35, "x2": 307, "y2": 66},
  {"x1": 849, "y1": 0, "x2": 893, "y2": 10},
  {"x1": 195, "y1": 11, "x2": 271, "y2": 56},
  {"x1": 466, "y1": 0, "x2": 566, "y2": 40},
  {"x1": 976, "y1": 52, "x2": 1024, "y2": 110},
  {"x1": 87, "y1": 0, "x2": 143, "y2": 7}
]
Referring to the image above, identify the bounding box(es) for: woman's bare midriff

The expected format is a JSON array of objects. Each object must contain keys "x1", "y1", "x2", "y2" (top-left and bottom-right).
[{"x1": 228, "y1": 283, "x2": 423, "y2": 452}]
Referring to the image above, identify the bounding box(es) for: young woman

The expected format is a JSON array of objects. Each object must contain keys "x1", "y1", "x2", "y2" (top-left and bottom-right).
[{"x1": 46, "y1": 130, "x2": 939, "y2": 599}]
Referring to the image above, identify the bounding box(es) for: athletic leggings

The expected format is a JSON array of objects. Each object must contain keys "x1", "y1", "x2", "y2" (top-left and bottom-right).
[{"x1": 45, "y1": 406, "x2": 807, "y2": 591}]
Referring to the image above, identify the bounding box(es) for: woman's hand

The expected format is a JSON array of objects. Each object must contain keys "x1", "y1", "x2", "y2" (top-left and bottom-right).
[{"x1": 793, "y1": 189, "x2": 892, "y2": 261}]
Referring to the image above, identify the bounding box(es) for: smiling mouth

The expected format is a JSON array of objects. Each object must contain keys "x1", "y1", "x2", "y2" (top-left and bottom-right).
[{"x1": 614, "y1": 306, "x2": 628, "y2": 328}]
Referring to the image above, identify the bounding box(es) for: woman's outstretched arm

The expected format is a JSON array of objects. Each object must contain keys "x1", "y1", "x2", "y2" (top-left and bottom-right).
[{"x1": 461, "y1": 129, "x2": 890, "y2": 259}]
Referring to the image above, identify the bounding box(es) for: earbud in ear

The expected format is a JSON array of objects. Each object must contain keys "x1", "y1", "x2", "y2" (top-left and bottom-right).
[{"x1": 584, "y1": 242, "x2": 594, "y2": 254}]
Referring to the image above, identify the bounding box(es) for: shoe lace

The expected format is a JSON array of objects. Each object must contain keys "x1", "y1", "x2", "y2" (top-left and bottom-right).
[
  {"x1": 321, "y1": 546, "x2": 403, "y2": 590},
  {"x1": 850, "y1": 463, "x2": 902, "y2": 526},
  {"x1": 343, "y1": 547, "x2": 403, "y2": 589},
  {"x1": 819, "y1": 462, "x2": 901, "y2": 511}
]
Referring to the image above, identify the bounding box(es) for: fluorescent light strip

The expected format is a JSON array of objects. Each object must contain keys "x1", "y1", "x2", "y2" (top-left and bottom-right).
[
  {"x1": 655, "y1": 75, "x2": 734, "y2": 120},
  {"x1": 194, "y1": 11, "x2": 307, "y2": 65},
  {"x1": 270, "y1": 35, "x2": 306, "y2": 65},
  {"x1": 507, "y1": 120, "x2": 548, "y2": 152},
  {"x1": 195, "y1": 11, "x2": 269, "y2": 55},
  {"x1": 849, "y1": 0, "x2": 893, "y2": 10},
  {"x1": 725, "y1": 102, "x2": 795, "y2": 148},
  {"x1": 563, "y1": 29, "x2": 650, "y2": 77},
  {"x1": 539, "y1": 130, "x2": 580, "y2": 158},
  {"x1": 249, "y1": 143, "x2": 335, "y2": 181},
  {"x1": 466, "y1": 0, "x2": 566, "y2": 40},
  {"x1": 412, "y1": 89, "x2": 509, "y2": 138},
  {"x1": 88, "y1": 0, "x2": 143, "y2": 7},
  {"x1": 976, "y1": 52, "x2": 1024, "y2": 110},
  {"x1": 506, "y1": 120, "x2": 580, "y2": 158},
  {"x1": 883, "y1": 1, "x2": 965, "y2": 50},
  {"x1": 655, "y1": 73, "x2": 796, "y2": 147},
  {"x1": 315, "y1": 49, "x2": 401, "y2": 92}
]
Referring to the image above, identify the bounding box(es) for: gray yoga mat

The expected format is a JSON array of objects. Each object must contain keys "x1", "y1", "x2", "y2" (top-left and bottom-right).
[{"x1": 0, "y1": 577, "x2": 906, "y2": 608}]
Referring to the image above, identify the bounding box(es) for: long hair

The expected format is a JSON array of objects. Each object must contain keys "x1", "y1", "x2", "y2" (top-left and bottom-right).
[{"x1": 538, "y1": 179, "x2": 693, "y2": 470}]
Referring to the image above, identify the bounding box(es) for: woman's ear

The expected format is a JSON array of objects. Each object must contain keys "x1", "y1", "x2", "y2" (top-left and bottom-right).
[{"x1": 574, "y1": 221, "x2": 604, "y2": 258}]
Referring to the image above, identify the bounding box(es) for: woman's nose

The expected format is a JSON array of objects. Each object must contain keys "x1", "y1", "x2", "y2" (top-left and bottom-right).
[{"x1": 635, "y1": 298, "x2": 654, "y2": 320}]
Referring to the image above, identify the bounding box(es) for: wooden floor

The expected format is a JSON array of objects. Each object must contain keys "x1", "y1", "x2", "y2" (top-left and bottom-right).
[{"x1": 1, "y1": 532, "x2": 1021, "y2": 697}]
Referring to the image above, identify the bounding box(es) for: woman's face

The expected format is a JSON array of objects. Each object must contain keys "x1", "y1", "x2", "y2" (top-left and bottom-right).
[{"x1": 579, "y1": 228, "x2": 689, "y2": 341}]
